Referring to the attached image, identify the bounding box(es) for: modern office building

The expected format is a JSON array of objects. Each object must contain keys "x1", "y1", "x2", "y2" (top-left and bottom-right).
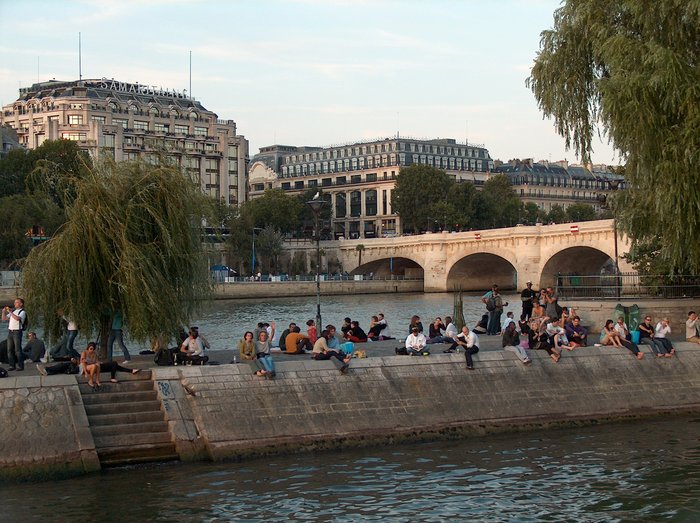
[
  {"x1": 1, "y1": 78, "x2": 249, "y2": 204},
  {"x1": 249, "y1": 136, "x2": 494, "y2": 238},
  {"x1": 492, "y1": 159, "x2": 625, "y2": 212}
]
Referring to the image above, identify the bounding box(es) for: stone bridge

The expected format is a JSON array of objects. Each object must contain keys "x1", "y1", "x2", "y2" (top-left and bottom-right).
[{"x1": 286, "y1": 219, "x2": 632, "y2": 292}]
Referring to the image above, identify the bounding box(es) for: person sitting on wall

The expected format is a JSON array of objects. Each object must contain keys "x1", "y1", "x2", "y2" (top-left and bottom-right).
[
  {"x1": 565, "y1": 316, "x2": 588, "y2": 347},
  {"x1": 426, "y1": 317, "x2": 451, "y2": 344},
  {"x1": 306, "y1": 319, "x2": 318, "y2": 345},
  {"x1": 528, "y1": 318, "x2": 561, "y2": 362},
  {"x1": 686, "y1": 311, "x2": 700, "y2": 345},
  {"x1": 278, "y1": 322, "x2": 297, "y2": 352},
  {"x1": 404, "y1": 326, "x2": 428, "y2": 356},
  {"x1": 501, "y1": 311, "x2": 516, "y2": 333},
  {"x1": 177, "y1": 328, "x2": 209, "y2": 365},
  {"x1": 473, "y1": 314, "x2": 488, "y2": 334},
  {"x1": 285, "y1": 326, "x2": 312, "y2": 354},
  {"x1": 239, "y1": 331, "x2": 265, "y2": 377},
  {"x1": 344, "y1": 321, "x2": 368, "y2": 343},
  {"x1": 22, "y1": 331, "x2": 47, "y2": 363},
  {"x1": 80, "y1": 341, "x2": 101, "y2": 389},
  {"x1": 340, "y1": 317, "x2": 353, "y2": 336},
  {"x1": 444, "y1": 316, "x2": 458, "y2": 341},
  {"x1": 98, "y1": 360, "x2": 141, "y2": 383},
  {"x1": 600, "y1": 319, "x2": 644, "y2": 360},
  {"x1": 502, "y1": 322, "x2": 531, "y2": 364},
  {"x1": 654, "y1": 317, "x2": 676, "y2": 357},
  {"x1": 638, "y1": 315, "x2": 669, "y2": 357},
  {"x1": 367, "y1": 315, "x2": 383, "y2": 340},
  {"x1": 255, "y1": 330, "x2": 276, "y2": 378},
  {"x1": 312, "y1": 329, "x2": 351, "y2": 373},
  {"x1": 445, "y1": 325, "x2": 480, "y2": 370},
  {"x1": 408, "y1": 315, "x2": 424, "y2": 334}
]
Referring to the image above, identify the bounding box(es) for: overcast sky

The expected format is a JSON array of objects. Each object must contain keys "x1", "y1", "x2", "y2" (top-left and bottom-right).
[{"x1": 0, "y1": 0, "x2": 619, "y2": 164}]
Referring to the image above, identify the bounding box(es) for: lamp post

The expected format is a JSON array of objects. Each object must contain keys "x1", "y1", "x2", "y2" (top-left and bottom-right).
[
  {"x1": 306, "y1": 198, "x2": 327, "y2": 330},
  {"x1": 251, "y1": 227, "x2": 262, "y2": 279}
]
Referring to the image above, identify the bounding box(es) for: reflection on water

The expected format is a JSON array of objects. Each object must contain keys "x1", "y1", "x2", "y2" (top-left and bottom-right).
[
  {"x1": 193, "y1": 292, "x2": 519, "y2": 349},
  {"x1": 3, "y1": 417, "x2": 699, "y2": 521}
]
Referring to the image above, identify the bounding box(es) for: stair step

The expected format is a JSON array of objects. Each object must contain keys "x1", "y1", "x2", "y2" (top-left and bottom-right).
[
  {"x1": 82, "y1": 390, "x2": 158, "y2": 405},
  {"x1": 87, "y1": 409, "x2": 166, "y2": 427},
  {"x1": 84, "y1": 400, "x2": 163, "y2": 417},
  {"x1": 77, "y1": 371, "x2": 152, "y2": 383},
  {"x1": 78, "y1": 380, "x2": 155, "y2": 394},
  {"x1": 90, "y1": 421, "x2": 170, "y2": 438},
  {"x1": 98, "y1": 443, "x2": 179, "y2": 467},
  {"x1": 94, "y1": 431, "x2": 173, "y2": 449}
]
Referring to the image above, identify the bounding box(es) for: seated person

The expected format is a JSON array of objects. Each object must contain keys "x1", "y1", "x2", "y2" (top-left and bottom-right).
[
  {"x1": 600, "y1": 319, "x2": 624, "y2": 348},
  {"x1": 324, "y1": 324, "x2": 342, "y2": 351},
  {"x1": 501, "y1": 312, "x2": 516, "y2": 333},
  {"x1": 278, "y1": 322, "x2": 297, "y2": 351},
  {"x1": 367, "y1": 315, "x2": 384, "y2": 340},
  {"x1": 177, "y1": 328, "x2": 209, "y2": 365},
  {"x1": 340, "y1": 317, "x2": 353, "y2": 336},
  {"x1": 408, "y1": 315, "x2": 424, "y2": 334},
  {"x1": 312, "y1": 329, "x2": 351, "y2": 373},
  {"x1": 22, "y1": 331, "x2": 47, "y2": 363},
  {"x1": 473, "y1": 314, "x2": 488, "y2": 334},
  {"x1": 426, "y1": 317, "x2": 450, "y2": 344},
  {"x1": 285, "y1": 326, "x2": 313, "y2": 354},
  {"x1": 306, "y1": 319, "x2": 318, "y2": 344},
  {"x1": 654, "y1": 318, "x2": 676, "y2": 356},
  {"x1": 639, "y1": 315, "x2": 669, "y2": 356},
  {"x1": 255, "y1": 331, "x2": 276, "y2": 378},
  {"x1": 80, "y1": 341, "x2": 101, "y2": 389},
  {"x1": 527, "y1": 318, "x2": 560, "y2": 362},
  {"x1": 405, "y1": 327, "x2": 428, "y2": 356},
  {"x1": 445, "y1": 326, "x2": 480, "y2": 370},
  {"x1": 565, "y1": 316, "x2": 588, "y2": 347},
  {"x1": 502, "y1": 322, "x2": 531, "y2": 364},
  {"x1": 686, "y1": 311, "x2": 700, "y2": 345},
  {"x1": 344, "y1": 321, "x2": 368, "y2": 343},
  {"x1": 444, "y1": 316, "x2": 458, "y2": 341},
  {"x1": 99, "y1": 360, "x2": 141, "y2": 383},
  {"x1": 37, "y1": 357, "x2": 81, "y2": 376}
]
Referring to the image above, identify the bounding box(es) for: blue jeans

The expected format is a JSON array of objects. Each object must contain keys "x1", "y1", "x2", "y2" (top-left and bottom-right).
[
  {"x1": 107, "y1": 329, "x2": 131, "y2": 361},
  {"x1": 7, "y1": 330, "x2": 23, "y2": 369},
  {"x1": 67, "y1": 330, "x2": 78, "y2": 355},
  {"x1": 487, "y1": 310, "x2": 503, "y2": 335},
  {"x1": 257, "y1": 354, "x2": 275, "y2": 375}
]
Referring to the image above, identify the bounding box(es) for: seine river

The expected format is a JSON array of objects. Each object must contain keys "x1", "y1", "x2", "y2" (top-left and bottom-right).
[{"x1": 3, "y1": 416, "x2": 699, "y2": 521}]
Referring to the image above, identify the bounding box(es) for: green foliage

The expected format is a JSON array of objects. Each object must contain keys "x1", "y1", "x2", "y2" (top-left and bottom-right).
[
  {"x1": 0, "y1": 194, "x2": 65, "y2": 269},
  {"x1": 391, "y1": 165, "x2": 454, "y2": 232},
  {"x1": 255, "y1": 227, "x2": 284, "y2": 273},
  {"x1": 528, "y1": 0, "x2": 700, "y2": 272},
  {"x1": 474, "y1": 174, "x2": 522, "y2": 229},
  {"x1": 297, "y1": 188, "x2": 332, "y2": 227},
  {"x1": 566, "y1": 203, "x2": 598, "y2": 222},
  {"x1": 546, "y1": 204, "x2": 567, "y2": 224},
  {"x1": 21, "y1": 157, "x2": 212, "y2": 350},
  {"x1": 0, "y1": 148, "x2": 32, "y2": 198},
  {"x1": 27, "y1": 139, "x2": 92, "y2": 207},
  {"x1": 244, "y1": 188, "x2": 303, "y2": 233},
  {"x1": 521, "y1": 202, "x2": 546, "y2": 225}
]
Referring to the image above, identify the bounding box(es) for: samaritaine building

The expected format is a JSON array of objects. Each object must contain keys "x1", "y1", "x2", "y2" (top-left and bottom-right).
[
  {"x1": 249, "y1": 137, "x2": 494, "y2": 238},
  {"x1": 1, "y1": 78, "x2": 248, "y2": 205}
]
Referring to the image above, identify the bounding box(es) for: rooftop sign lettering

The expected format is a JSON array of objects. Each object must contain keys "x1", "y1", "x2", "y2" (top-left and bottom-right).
[{"x1": 92, "y1": 78, "x2": 189, "y2": 99}]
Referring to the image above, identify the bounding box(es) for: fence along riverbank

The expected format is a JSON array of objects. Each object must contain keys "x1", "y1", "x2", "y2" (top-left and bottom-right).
[{"x1": 2, "y1": 341, "x2": 700, "y2": 481}]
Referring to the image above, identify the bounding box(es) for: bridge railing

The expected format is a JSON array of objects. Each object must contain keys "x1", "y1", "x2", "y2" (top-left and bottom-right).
[{"x1": 556, "y1": 273, "x2": 700, "y2": 300}]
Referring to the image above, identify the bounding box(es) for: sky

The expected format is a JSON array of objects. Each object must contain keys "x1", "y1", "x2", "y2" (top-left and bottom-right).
[{"x1": 0, "y1": 0, "x2": 619, "y2": 164}]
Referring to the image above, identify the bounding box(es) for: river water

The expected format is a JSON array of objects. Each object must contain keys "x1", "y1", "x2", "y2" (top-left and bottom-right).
[{"x1": 3, "y1": 416, "x2": 699, "y2": 521}]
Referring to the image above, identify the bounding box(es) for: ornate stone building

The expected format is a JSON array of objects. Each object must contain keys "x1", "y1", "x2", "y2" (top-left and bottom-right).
[
  {"x1": 249, "y1": 137, "x2": 494, "y2": 238},
  {"x1": 1, "y1": 78, "x2": 248, "y2": 204}
]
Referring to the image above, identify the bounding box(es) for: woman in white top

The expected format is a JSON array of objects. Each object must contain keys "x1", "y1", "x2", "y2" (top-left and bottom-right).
[{"x1": 654, "y1": 318, "x2": 675, "y2": 356}]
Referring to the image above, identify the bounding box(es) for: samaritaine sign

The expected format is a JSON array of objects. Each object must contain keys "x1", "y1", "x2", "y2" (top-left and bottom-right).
[{"x1": 91, "y1": 78, "x2": 189, "y2": 99}]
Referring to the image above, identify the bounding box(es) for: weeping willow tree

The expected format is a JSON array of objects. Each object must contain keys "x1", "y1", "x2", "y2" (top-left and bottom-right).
[
  {"x1": 527, "y1": 0, "x2": 700, "y2": 273},
  {"x1": 22, "y1": 156, "x2": 213, "y2": 356}
]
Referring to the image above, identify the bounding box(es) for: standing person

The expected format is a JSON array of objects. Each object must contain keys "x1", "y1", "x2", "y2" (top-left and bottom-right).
[
  {"x1": 521, "y1": 281, "x2": 537, "y2": 320},
  {"x1": 484, "y1": 285, "x2": 508, "y2": 335},
  {"x1": 544, "y1": 287, "x2": 560, "y2": 321},
  {"x1": 2, "y1": 298, "x2": 27, "y2": 371},
  {"x1": 502, "y1": 322, "x2": 531, "y2": 364},
  {"x1": 64, "y1": 315, "x2": 79, "y2": 357},
  {"x1": 482, "y1": 285, "x2": 497, "y2": 335},
  {"x1": 686, "y1": 311, "x2": 700, "y2": 345},
  {"x1": 107, "y1": 310, "x2": 131, "y2": 363}
]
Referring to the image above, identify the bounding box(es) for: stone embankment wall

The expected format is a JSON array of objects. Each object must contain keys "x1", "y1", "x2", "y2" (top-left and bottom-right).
[
  {"x1": 2, "y1": 345, "x2": 700, "y2": 480},
  {"x1": 0, "y1": 375, "x2": 99, "y2": 481},
  {"x1": 212, "y1": 279, "x2": 423, "y2": 300},
  {"x1": 154, "y1": 344, "x2": 700, "y2": 463}
]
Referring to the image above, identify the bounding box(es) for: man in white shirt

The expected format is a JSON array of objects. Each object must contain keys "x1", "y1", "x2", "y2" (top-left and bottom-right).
[
  {"x1": 686, "y1": 311, "x2": 700, "y2": 345},
  {"x1": 2, "y1": 298, "x2": 27, "y2": 371},
  {"x1": 405, "y1": 327, "x2": 428, "y2": 356}
]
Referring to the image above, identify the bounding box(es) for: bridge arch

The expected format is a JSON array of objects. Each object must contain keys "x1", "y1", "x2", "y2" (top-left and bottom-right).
[
  {"x1": 447, "y1": 252, "x2": 518, "y2": 292},
  {"x1": 539, "y1": 246, "x2": 614, "y2": 288},
  {"x1": 351, "y1": 257, "x2": 424, "y2": 278}
]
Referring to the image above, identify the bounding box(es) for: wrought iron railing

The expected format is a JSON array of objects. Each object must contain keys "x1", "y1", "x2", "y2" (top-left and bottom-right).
[{"x1": 556, "y1": 273, "x2": 700, "y2": 300}]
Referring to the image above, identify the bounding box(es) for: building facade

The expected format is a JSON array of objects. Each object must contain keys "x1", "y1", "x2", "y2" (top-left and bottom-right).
[
  {"x1": 492, "y1": 159, "x2": 625, "y2": 212},
  {"x1": 1, "y1": 78, "x2": 248, "y2": 204},
  {"x1": 249, "y1": 137, "x2": 494, "y2": 238}
]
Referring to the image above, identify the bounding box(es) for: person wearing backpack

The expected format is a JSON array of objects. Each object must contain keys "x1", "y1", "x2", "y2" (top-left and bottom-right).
[
  {"x1": 482, "y1": 285, "x2": 508, "y2": 336},
  {"x1": 2, "y1": 298, "x2": 28, "y2": 371}
]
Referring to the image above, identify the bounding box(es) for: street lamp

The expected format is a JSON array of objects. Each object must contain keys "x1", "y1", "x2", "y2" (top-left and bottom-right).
[
  {"x1": 251, "y1": 227, "x2": 262, "y2": 279},
  {"x1": 306, "y1": 197, "x2": 327, "y2": 330}
]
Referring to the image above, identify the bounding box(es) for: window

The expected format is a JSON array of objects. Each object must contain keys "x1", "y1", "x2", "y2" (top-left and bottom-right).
[
  {"x1": 294, "y1": 181, "x2": 304, "y2": 189},
  {"x1": 133, "y1": 120, "x2": 149, "y2": 130},
  {"x1": 227, "y1": 145, "x2": 238, "y2": 158},
  {"x1": 113, "y1": 118, "x2": 128, "y2": 129},
  {"x1": 68, "y1": 115, "x2": 83, "y2": 125},
  {"x1": 62, "y1": 132, "x2": 86, "y2": 141},
  {"x1": 175, "y1": 124, "x2": 188, "y2": 134},
  {"x1": 155, "y1": 123, "x2": 169, "y2": 133},
  {"x1": 336, "y1": 176, "x2": 346, "y2": 185},
  {"x1": 308, "y1": 179, "x2": 318, "y2": 188},
  {"x1": 366, "y1": 173, "x2": 377, "y2": 182},
  {"x1": 321, "y1": 178, "x2": 332, "y2": 187},
  {"x1": 108, "y1": 102, "x2": 119, "y2": 113},
  {"x1": 335, "y1": 193, "x2": 347, "y2": 218},
  {"x1": 254, "y1": 183, "x2": 264, "y2": 191},
  {"x1": 100, "y1": 134, "x2": 115, "y2": 147},
  {"x1": 365, "y1": 190, "x2": 377, "y2": 216},
  {"x1": 281, "y1": 182, "x2": 291, "y2": 190},
  {"x1": 350, "y1": 175, "x2": 362, "y2": 184},
  {"x1": 194, "y1": 126, "x2": 207, "y2": 136},
  {"x1": 149, "y1": 107, "x2": 159, "y2": 116},
  {"x1": 91, "y1": 116, "x2": 106, "y2": 124},
  {"x1": 382, "y1": 190, "x2": 388, "y2": 214},
  {"x1": 350, "y1": 191, "x2": 362, "y2": 217}
]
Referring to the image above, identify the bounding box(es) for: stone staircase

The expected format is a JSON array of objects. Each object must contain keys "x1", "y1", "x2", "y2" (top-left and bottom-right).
[{"x1": 79, "y1": 371, "x2": 179, "y2": 467}]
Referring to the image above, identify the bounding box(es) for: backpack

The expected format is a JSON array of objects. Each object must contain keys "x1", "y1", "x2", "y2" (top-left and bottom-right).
[
  {"x1": 154, "y1": 348, "x2": 174, "y2": 366},
  {"x1": 17, "y1": 309, "x2": 28, "y2": 331},
  {"x1": 485, "y1": 297, "x2": 496, "y2": 312},
  {"x1": 0, "y1": 367, "x2": 7, "y2": 378}
]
